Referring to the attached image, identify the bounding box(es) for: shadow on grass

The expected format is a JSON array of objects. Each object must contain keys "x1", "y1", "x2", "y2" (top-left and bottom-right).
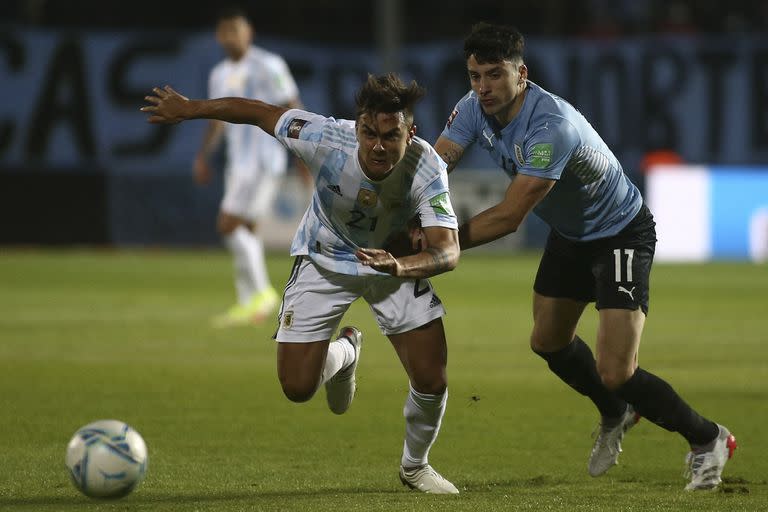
[{"x1": 0, "y1": 484, "x2": 412, "y2": 508}]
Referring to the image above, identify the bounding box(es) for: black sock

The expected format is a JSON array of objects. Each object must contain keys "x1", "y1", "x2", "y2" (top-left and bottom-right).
[
  {"x1": 616, "y1": 367, "x2": 719, "y2": 445},
  {"x1": 534, "y1": 336, "x2": 627, "y2": 419}
]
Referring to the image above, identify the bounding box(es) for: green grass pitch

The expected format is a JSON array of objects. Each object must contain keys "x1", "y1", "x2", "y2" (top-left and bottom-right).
[{"x1": 0, "y1": 249, "x2": 766, "y2": 511}]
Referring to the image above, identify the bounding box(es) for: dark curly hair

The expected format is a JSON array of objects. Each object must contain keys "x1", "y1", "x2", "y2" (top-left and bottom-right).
[
  {"x1": 463, "y1": 22, "x2": 525, "y2": 64},
  {"x1": 355, "y1": 73, "x2": 426, "y2": 124}
]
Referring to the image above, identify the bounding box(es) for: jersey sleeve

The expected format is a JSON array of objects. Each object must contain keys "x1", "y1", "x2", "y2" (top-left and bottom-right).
[
  {"x1": 274, "y1": 109, "x2": 351, "y2": 169},
  {"x1": 414, "y1": 172, "x2": 458, "y2": 230},
  {"x1": 517, "y1": 116, "x2": 580, "y2": 180},
  {"x1": 438, "y1": 91, "x2": 479, "y2": 149}
]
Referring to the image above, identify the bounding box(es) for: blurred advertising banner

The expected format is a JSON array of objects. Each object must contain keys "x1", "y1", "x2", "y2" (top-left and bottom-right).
[
  {"x1": 647, "y1": 165, "x2": 768, "y2": 262},
  {"x1": 2, "y1": 29, "x2": 768, "y2": 247},
  {"x1": 2, "y1": 30, "x2": 768, "y2": 171}
]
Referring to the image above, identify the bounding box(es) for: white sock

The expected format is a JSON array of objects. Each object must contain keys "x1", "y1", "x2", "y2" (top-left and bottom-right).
[
  {"x1": 248, "y1": 233, "x2": 271, "y2": 293},
  {"x1": 320, "y1": 338, "x2": 356, "y2": 385},
  {"x1": 223, "y1": 226, "x2": 270, "y2": 304},
  {"x1": 401, "y1": 385, "x2": 447, "y2": 468}
]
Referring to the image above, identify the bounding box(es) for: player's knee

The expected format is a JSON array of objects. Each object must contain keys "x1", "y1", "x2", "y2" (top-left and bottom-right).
[
  {"x1": 530, "y1": 332, "x2": 569, "y2": 353},
  {"x1": 278, "y1": 378, "x2": 317, "y2": 403},
  {"x1": 217, "y1": 213, "x2": 243, "y2": 235},
  {"x1": 596, "y1": 365, "x2": 632, "y2": 391},
  {"x1": 410, "y1": 374, "x2": 447, "y2": 395}
]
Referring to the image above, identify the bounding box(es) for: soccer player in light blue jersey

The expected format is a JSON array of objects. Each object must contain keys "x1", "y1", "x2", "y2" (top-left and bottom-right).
[
  {"x1": 434, "y1": 23, "x2": 735, "y2": 490},
  {"x1": 196, "y1": 8, "x2": 310, "y2": 328},
  {"x1": 143, "y1": 74, "x2": 461, "y2": 494}
]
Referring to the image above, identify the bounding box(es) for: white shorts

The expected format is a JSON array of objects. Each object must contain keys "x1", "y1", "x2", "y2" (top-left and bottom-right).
[
  {"x1": 274, "y1": 257, "x2": 446, "y2": 342},
  {"x1": 221, "y1": 170, "x2": 280, "y2": 222}
]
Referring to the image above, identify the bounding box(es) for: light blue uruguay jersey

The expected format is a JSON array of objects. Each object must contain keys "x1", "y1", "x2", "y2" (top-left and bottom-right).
[
  {"x1": 274, "y1": 109, "x2": 458, "y2": 276},
  {"x1": 441, "y1": 81, "x2": 642, "y2": 241}
]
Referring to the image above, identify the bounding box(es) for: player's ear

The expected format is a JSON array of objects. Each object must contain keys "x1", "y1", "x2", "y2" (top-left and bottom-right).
[
  {"x1": 519, "y1": 63, "x2": 528, "y2": 83},
  {"x1": 407, "y1": 124, "x2": 417, "y2": 144}
]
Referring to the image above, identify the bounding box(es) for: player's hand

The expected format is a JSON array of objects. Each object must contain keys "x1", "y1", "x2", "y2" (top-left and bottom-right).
[
  {"x1": 141, "y1": 85, "x2": 190, "y2": 124},
  {"x1": 193, "y1": 154, "x2": 213, "y2": 185},
  {"x1": 356, "y1": 248, "x2": 403, "y2": 276}
]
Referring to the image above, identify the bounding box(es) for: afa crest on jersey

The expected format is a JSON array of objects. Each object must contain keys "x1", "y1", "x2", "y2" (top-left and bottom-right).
[{"x1": 356, "y1": 189, "x2": 378, "y2": 208}]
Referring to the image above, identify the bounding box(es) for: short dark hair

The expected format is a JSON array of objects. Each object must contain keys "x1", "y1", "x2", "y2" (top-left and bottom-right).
[
  {"x1": 355, "y1": 73, "x2": 426, "y2": 124},
  {"x1": 463, "y1": 22, "x2": 525, "y2": 64},
  {"x1": 216, "y1": 6, "x2": 250, "y2": 24}
]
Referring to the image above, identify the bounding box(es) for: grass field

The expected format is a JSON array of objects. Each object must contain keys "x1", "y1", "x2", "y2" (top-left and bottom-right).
[{"x1": 0, "y1": 249, "x2": 766, "y2": 511}]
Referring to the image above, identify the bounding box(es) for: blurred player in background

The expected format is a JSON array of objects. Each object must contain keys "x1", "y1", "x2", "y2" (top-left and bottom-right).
[
  {"x1": 143, "y1": 74, "x2": 461, "y2": 494},
  {"x1": 196, "y1": 7, "x2": 310, "y2": 327},
  {"x1": 434, "y1": 22, "x2": 735, "y2": 490}
]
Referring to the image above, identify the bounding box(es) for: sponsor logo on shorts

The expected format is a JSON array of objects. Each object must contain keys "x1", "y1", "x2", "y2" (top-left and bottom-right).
[
  {"x1": 617, "y1": 286, "x2": 636, "y2": 300},
  {"x1": 287, "y1": 119, "x2": 308, "y2": 139},
  {"x1": 429, "y1": 294, "x2": 442, "y2": 308}
]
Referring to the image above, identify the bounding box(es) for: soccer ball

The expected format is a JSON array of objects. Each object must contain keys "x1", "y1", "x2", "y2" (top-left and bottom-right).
[{"x1": 65, "y1": 419, "x2": 148, "y2": 498}]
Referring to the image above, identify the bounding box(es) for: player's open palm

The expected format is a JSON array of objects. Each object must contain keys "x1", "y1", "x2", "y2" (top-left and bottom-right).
[{"x1": 141, "y1": 86, "x2": 190, "y2": 124}]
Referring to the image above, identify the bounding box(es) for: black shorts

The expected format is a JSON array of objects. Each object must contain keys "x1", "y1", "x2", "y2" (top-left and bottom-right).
[{"x1": 533, "y1": 204, "x2": 657, "y2": 314}]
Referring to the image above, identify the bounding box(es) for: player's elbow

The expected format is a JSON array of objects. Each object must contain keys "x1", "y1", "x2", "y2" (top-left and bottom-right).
[{"x1": 439, "y1": 244, "x2": 461, "y2": 273}]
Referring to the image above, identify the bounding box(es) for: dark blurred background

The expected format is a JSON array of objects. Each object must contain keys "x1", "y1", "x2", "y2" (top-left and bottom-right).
[
  {"x1": 3, "y1": 0, "x2": 768, "y2": 38},
  {"x1": 1, "y1": 0, "x2": 767, "y2": 259}
]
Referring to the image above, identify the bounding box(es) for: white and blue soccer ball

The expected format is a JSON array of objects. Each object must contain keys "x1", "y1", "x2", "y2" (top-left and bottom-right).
[{"x1": 65, "y1": 419, "x2": 148, "y2": 498}]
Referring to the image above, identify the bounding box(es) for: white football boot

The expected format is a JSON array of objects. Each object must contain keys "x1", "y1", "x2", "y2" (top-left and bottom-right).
[
  {"x1": 399, "y1": 465, "x2": 459, "y2": 494},
  {"x1": 588, "y1": 405, "x2": 641, "y2": 476},
  {"x1": 325, "y1": 326, "x2": 362, "y2": 415},
  {"x1": 684, "y1": 424, "x2": 737, "y2": 491}
]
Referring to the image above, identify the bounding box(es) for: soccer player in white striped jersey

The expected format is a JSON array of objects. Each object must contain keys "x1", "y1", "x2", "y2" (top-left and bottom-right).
[
  {"x1": 196, "y1": 8, "x2": 310, "y2": 327},
  {"x1": 143, "y1": 74, "x2": 461, "y2": 494},
  {"x1": 435, "y1": 23, "x2": 735, "y2": 490}
]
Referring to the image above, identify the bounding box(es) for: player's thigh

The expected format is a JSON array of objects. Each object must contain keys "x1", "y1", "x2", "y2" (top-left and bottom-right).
[
  {"x1": 363, "y1": 276, "x2": 445, "y2": 337},
  {"x1": 531, "y1": 293, "x2": 588, "y2": 351},
  {"x1": 595, "y1": 308, "x2": 645, "y2": 389},
  {"x1": 532, "y1": 232, "x2": 592, "y2": 350},
  {"x1": 387, "y1": 319, "x2": 448, "y2": 394},
  {"x1": 276, "y1": 340, "x2": 329, "y2": 396},
  {"x1": 274, "y1": 257, "x2": 363, "y2": 343}
]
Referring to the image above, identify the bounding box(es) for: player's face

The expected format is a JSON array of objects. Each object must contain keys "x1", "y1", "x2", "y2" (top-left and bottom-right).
[
  {"x1": 215, "y1": 16, "x2": 252, "y2": 60},
  {"x1": 356, "y1": 111, "x2": 413, "y2": 179},
  {"x1": 467, "y1": 54, "x2": 527, "y2": 125}
]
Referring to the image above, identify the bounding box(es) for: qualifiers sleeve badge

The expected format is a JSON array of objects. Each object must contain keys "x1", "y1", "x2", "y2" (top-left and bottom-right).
[
  {"x1": 529, "y1": 143, "x2": 553, "y2": 168},
  {"x1": 445, "y1": 109, "x2": 459, "y2": 129},
  {"x1": 429, "y1": 192, "x2": 455, "y2": 217},
  {"x1": 287, "y1": 118, "x2": 308, "y2": 139}
]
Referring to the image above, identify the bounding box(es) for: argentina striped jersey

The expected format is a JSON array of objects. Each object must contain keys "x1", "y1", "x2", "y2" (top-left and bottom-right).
[{"x1": 275, "y1": 109, "x2": 458, "y2": 275}]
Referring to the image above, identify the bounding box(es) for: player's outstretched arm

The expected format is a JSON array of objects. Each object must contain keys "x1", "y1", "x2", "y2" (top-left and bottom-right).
[
  {"x1": 356, "y1": 226, "x2": 459, "y2": 279},
  {"x1": 141, "y1": 85, "x2": 288, "y2": 136},
  {"x1": 459, "y1": 173, "x2": 555, "y2": 250}
]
